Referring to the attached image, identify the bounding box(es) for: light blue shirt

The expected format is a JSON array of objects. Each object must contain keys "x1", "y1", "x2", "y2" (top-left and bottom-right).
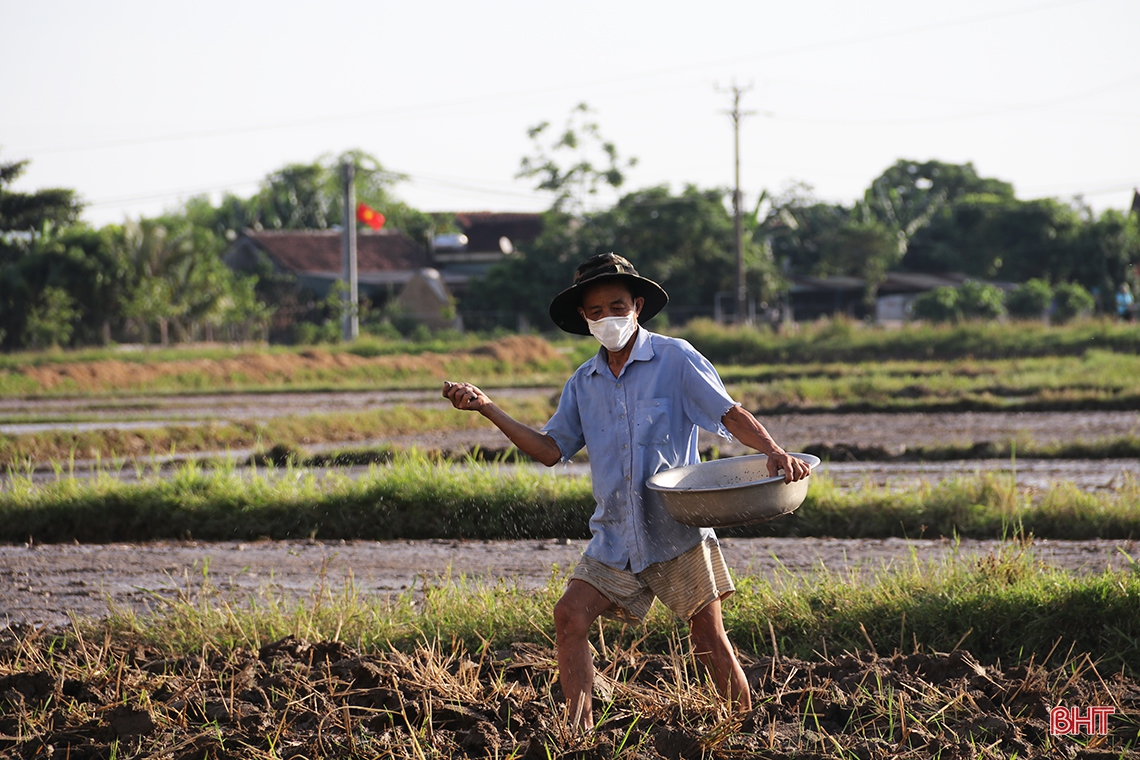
[{"x1": 542, "y1": 328, "x2": 737, "y2": 573}]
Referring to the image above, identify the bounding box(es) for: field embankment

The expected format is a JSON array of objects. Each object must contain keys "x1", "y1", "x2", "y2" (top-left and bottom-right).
[
  {"x1": 4, "y1": 320, "x2": 1140, "y2": 401},
  {"x1": 3, "y1": 457, "x2": 1138, "y2": 544},
  {"x1": 0, "y1": 335, "x2": 581, "y2": 397},
  {"x1": 678, "y1": 317, "x2": 1140, "y2": 364},
  {"x1": 3, "y1": 338, "x2": 1139, "y2": 468}
]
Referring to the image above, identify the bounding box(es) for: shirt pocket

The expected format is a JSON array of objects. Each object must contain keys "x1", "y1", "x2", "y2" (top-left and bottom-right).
[{"x1": 635, "y1": 397, "x2": 672, "y2": 446}]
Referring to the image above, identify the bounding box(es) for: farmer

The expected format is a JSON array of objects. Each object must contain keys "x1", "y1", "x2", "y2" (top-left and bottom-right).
[
  {"x1": 1117, "y1": 283, "x2": 1136, "y2": 322},
  {"x1": 443, "y1": 253, "x2": 810, "y2": 728}
]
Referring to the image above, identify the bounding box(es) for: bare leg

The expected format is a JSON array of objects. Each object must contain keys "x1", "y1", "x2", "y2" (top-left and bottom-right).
[
  {"x1": 688, "y1": 599, "x2": 751, "y2": 711},
  {"x1": 553, "y1": 579, "x2": 614, "y2": 729}
]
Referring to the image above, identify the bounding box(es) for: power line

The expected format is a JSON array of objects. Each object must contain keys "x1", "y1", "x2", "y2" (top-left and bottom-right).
[
  {"x1": 1020, "y1": 178, "x2": 1140, "y2": 197},
  {"x1": 84, "y1": 169, "x2": 549, "y2": 211},
  {"x1": 11, "y1": 0, "x2": 1094, "y2": 157},
  {"x1": 774, "y1": 74, "x2": 1140, "y2": 128},
  {"x1": 85, "y1": 179, "x2": 263, "y2": 208},
  {"x1": 769, "y1": 73, "x2": 1140, "y2": 126}
]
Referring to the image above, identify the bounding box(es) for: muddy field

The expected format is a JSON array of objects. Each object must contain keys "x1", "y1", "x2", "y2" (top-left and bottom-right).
[
  {"x1": 1, "y1": 628, "x2": 1137, "y2": 759},
  {"x1": 5, "y1": 407, "x2": 1137, "y2": 492},
  {"x1": 3, "y1": 379, "x2": 1137, "y2": 756},
  {"x1": 4, "y1": 390, "x2": 1137, "y2": 452}
]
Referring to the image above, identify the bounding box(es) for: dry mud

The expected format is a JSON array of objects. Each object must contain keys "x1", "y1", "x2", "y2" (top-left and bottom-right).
[{"x1": 1, "y1": 631, "x2": 1137, "y2": 759}]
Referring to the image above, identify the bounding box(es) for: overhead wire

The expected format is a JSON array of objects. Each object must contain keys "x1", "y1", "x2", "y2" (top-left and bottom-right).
[
  {"x1": 24, "y1": 0, "x2": 1133, "y2": 215},
  {"x1": 12, "y1": 0, "x2": 1098, "y2": 157}
]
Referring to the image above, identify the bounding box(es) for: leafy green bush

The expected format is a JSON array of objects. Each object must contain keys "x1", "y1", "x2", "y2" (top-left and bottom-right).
[
  {"x1": 956, "y1": 281, "x2": 1006, "y2": 320},
  {"x1": 23, "y1": 287, "x2": 78, "y2": 349},
  {"x1": 912, "y1": 282, "x2": 1006, "y2": 323},
  {"x1": 1052, "y1": 282, "x2": 1095, "y2": 324},
  {"x1": 1006, "y1": 278, "x2": 1052, "y2": 319},
  {"x1": 911, "y1": 286, "x2": 960, "y2": 322}
]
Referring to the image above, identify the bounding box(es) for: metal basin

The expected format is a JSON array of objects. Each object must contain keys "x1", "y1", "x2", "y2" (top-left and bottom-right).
[{"x1": 646, "y1": 453, "x2": 820, "y2": 528}]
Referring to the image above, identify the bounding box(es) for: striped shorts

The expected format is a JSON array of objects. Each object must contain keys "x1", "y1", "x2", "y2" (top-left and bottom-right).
[{"x1": 570, "y1": 538, "x2": 735, "y2": 623}]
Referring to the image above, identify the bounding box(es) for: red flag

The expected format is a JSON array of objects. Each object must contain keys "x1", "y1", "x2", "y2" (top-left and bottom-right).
[{"x1": 356, "y1": 202, "x2": 385, "y2": 230}]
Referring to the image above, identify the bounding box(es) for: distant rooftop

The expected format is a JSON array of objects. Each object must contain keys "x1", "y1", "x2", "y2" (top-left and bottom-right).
[
  {"x1": 444, "y1": 212, "x2": 544, "y2": 252},
  {"x1": 239, "y1": 229, "x2": 429, "y2": 275}
]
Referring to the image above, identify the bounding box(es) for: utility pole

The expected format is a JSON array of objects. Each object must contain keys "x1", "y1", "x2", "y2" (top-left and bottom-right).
[
  {"x1": 718, "y1": 82, "x2": 754, "y2": 324},
  {"x1": 341, "y1": 160, "x2": 358, "y2": 341}
]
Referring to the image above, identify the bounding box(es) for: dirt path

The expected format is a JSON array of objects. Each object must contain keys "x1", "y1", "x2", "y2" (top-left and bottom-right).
[
  {"x1": 0, "y1": 387, "x2": 555, "y2": 434},
  {"x1": 3, "y1": 537, "x2": 1136, "y2": 628},
  {"x1": 4, "y1": 388, "x2": 1137, "y2": 451}
]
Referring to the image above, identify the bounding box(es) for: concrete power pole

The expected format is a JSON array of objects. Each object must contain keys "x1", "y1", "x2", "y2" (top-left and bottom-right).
[
  {"x1": 719, "y1": 83, "x2": 754, "y2": 324},
  {"x1": 342, "y1": 161, "x2": 359, "y2": 341}
]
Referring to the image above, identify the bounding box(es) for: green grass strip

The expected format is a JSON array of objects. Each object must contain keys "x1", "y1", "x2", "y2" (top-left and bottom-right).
[
  {"x1": 2, "y1": 456, "x2": 1138, "y2": 543},
  {"x1": 737, "y1": 472, "x2": 1140, "y2": 541},
  {"x1": 677, "y1": 316, "x2": 1140, "y2": 364},
  {"x1": 88, "y1": 545, "x2": 1140, "y2": 674},
  {"x1": 0, "y1": 455, "x2": 595, "y2": 543}
]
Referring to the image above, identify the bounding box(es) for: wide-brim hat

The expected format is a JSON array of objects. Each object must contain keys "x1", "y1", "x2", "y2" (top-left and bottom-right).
[{"x1": 549, "y1": 253, "x2": 669, "y2": 335}]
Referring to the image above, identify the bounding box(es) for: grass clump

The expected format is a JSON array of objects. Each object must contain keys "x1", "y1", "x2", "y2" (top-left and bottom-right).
[
  {"x1": 678, "y1": 316, "x2": 1140, "y2": 364},
  {"x1": 64, "y1": 544, "x2": 1140, "y2": 674},
  {"x1": 726, "y1": 349, "x2": 1140, "y2": 413},
  {"x1": 741, "y1": 471, "x2": 1140, "y2": 540},
  {"x1": 729, "y1": 543, "x2": 1140, "y2": 672},
  {"x1": 0, "y1": 454, "x2": 596, "y2": 544},
  {"x1": 3, "y1": 461, "x2": 1139, "y2": 543}
]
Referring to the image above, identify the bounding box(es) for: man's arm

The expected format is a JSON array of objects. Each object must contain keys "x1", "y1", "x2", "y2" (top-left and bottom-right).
[
  {"x1": 721, "y1": 404, "x2": 811, "y2": 483},
  {"x1": 443, "y1": 381, "x2": 563, "y2": 467}
]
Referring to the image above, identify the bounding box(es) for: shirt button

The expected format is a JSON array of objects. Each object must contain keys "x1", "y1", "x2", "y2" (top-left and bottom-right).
[
  {"x1": 625, "y1": 476, "x2": 630, "y2": 481},
  {"x1": 620, "y1": 414, "x2": 625, "y2": 419},
  {"x1": 616, "y1": 384, "x2": 621, "y2": 388}
]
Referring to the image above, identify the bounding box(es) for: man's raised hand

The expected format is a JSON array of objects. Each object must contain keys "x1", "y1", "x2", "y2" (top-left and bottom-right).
[{"x1": 443, "y1": 381, "x2": 490, "y2": 412}]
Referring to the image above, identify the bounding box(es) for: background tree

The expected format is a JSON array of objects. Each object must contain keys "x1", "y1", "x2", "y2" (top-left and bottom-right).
[
  {"x1": 0, "y1": 156, "x2": 82, "y2": 237},
  {"x1": 906, "y1": 195, "x2": 1138, "y2": 305},
  {"x1": 0, "y1": 156, "x2": 90, "y2": 349},
  {"x1": 22, "y1": 287, "x2": 77, "y2": 350},
  {"x1": 864, "y1": 159, "x2": 1014, "y2": 258},
  {"x1": 466, "y1": 184, "x2": 786, "y2": 329},
  {"x1": 0, "y1": 225, "x2": 128, "y2": 349},
  {"x1": 757, "y1": 183, "x2": 852, "y2": 278},
  {"x1": 517, "y1": 103, "x2": 637, "y2": 215},
  {"x1": 814, "y1": 220, "x2": 901, "y2": 308},
  {"x1": 181, "y1": 150, "x2": 435, "y2": 246},
  {"x1": 587, "y1": 185, "x2": 784, "y2": 318}
]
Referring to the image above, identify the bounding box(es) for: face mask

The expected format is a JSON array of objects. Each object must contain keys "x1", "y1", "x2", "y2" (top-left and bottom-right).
[{"x1": 586, "y1": 313, "x2": 638, "y2": 352}]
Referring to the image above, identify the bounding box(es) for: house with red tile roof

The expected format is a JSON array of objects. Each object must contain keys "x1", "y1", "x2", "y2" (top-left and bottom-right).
[{"x1": 222, "y1": 228, "x2": 458, "y2": 303}]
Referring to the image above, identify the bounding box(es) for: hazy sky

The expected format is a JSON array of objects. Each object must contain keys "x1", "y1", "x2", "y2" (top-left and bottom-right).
[{"x1": 3, "y1": 0, "x2": 1138, "y2": 228}]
